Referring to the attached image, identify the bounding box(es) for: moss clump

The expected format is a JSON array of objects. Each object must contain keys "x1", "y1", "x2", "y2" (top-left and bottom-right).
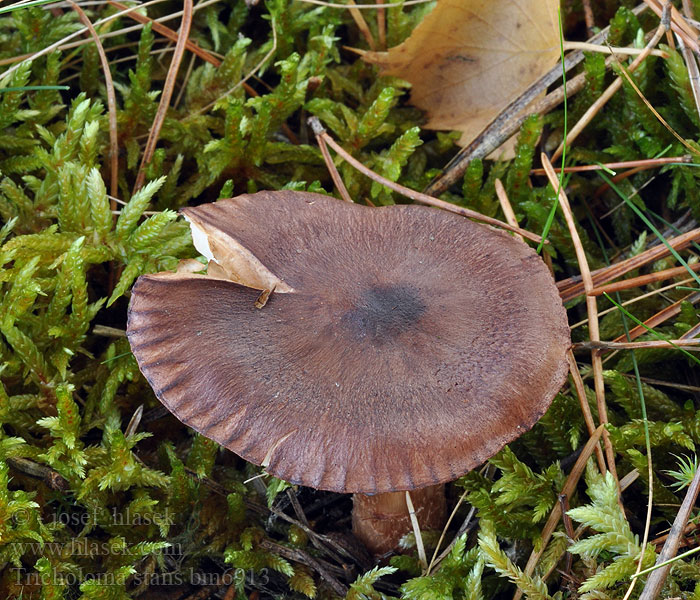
[{"x1": 1, "y1": 2, "x2": 700, "y2": 599}]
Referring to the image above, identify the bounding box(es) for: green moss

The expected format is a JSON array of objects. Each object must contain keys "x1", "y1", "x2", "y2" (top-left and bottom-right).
[{"x1": 1, "y1": 1, "x2": 700, "y2": 598}]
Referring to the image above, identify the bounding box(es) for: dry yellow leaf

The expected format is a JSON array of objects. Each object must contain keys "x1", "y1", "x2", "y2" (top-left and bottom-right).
[{"x1": 364, "y1": 0, "x2": 560, "y2": 147}]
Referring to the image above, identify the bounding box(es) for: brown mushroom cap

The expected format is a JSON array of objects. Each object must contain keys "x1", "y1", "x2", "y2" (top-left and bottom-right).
[{"x1": 127, "y1": 191, "x2": 570, "y2": 494}]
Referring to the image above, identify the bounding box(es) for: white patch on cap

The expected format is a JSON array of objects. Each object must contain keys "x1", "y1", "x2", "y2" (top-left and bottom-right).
[{"x1": 183, "y1": 215, "x2": 219, "y2": 264}]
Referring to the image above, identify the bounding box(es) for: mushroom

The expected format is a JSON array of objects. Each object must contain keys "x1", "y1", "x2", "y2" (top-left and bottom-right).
[{"x1": 126, "y1": 190, "x2": 571, "y2": 555}]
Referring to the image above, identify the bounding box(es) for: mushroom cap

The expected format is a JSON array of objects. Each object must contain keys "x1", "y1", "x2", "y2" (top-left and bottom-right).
[{"x1": 127, "y1": 191, "x2": 570, "y2": 494}]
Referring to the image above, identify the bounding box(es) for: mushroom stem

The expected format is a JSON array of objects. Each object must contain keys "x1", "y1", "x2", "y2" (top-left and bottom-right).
[{"x1": 352, "y1": 484, "x2": 447, "y2": 555}]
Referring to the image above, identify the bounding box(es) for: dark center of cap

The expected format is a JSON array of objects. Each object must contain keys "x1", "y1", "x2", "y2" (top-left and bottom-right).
[{"x1": 341, "y1": 284, "x2": 426, "y2": 344}]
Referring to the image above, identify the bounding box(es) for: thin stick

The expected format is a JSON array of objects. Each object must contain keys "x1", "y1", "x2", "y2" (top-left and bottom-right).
[
  {"x1": 6, "y1": 456, "x2": 69, "y2": 491},
  {"x1": 566, "y1": 351, "x2": 607, "y2": 473},
  {"x1": 682, "y1": 321, "x2": 700, "y2": 339},
  {"x1": 308, "y1": 118, "x2": 545, "y2": 243},
  {"x1": 637, "y1": 464, "x2": 700, "y2": 600},
  {"x1": 68, "y1": 1, "x2": 119, "y2": 203},
  {"x1": 552, "y1": 5, "x2": 670, "y2": 162},
  {"x1": 426, "y1": 488, "x2": 470, "y2": 575},
  {"x1": 124, "y1": 404, "x2": 144, "y2": 438},
  {"x1": 107, "y1": 1, "x2": 228, "y2": 74},
  {"x1": 677, "y1": 33, "x2": 700, "y2": 123},
  {"x1": 405, "y1": 491, "x2": 427, "y2": 570},
  {"x1": 133, "y1": 0, "x2": 193, "y2": 193},
  {"x1": 651, "y1": 522, "x2": 698, "y2": 547},
  {"x1": 347, "y1": 0, "x2": 376, "y2": 50},
  {"x1": 588, "y1": 262, "x2": 700, "y2": 296},
  {"x1": 559, "y1": 494, "x2": 575, "y2": 576},
  {"x1": 376, "y1": 0, "x2": 386, "y2": 49},
  {"x1": 310, "y1": 120, "x2": 353, "y2": 202},
  {"x1": 531, "y1": 155, "x2": 692, "y2": 175},
  {"x1": 557, "y1": 226, "x2": 700, "y2": 302},
  {"x1": 575, "y1": 339, "x2": 700, "y2": 351},
  {"x1": 644, "y1": 0, "x2": 700, "y2": 52},
  {"x1": 611, "y1": 291, "x2": 700, "y2": 343},
  {"x1": 494, "y1": 179, "x2": 524, "y2": 242},
  {"x1": 683, "y1": 0, "x2": 696, "y2": 18},
  {"x1": 285, "y1": 488, "x2": 343, "y2": 562},
  {"x1": 592, "y1": 163, "x2": 662, "y2": 200},
  {"x1": 92, "y1": 325, "x2": 126, "y2": 337},
  {"x1": 174, "y1": 53, "x2": 197, "y2": 109},
  {"x1": 636, "y1": 375, "x2": 700, "y2": 393},
  {"x1": 542, "y1": 153, "x2": 618, "y2": 485},
  {"x1": 582, "y1": 0, "x2": 595, "y2": 34},
  {"x1": 573, "y1": 277, "x2": 698, "y2": 329},
  {"x1": 562, "y1": 41, "x2": 668, "y2": 57}
]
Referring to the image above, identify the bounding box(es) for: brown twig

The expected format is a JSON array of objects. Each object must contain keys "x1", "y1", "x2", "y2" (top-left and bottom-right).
[
  {"x1": 683, "y1": 321, "x2": 700, "y2": 339},
  {"x1": 68, "y1": 1, "x2": 119, "y2": 202},
  {"x1": 634, "y1": 375, "x2": 700, "y2": 393},
  {"x1": 426, "y1": 488, "x2": 471, "y2": 575},
  {"x1": 562, "y1": 42, "x2": 668, "y2": 57},
  {"x1": 566, "y1": 351, "x2": 607, "y2": 473},
  {"x1": 593, "y1": 164, "x2": 663, "y2": 199},
  {"x1": 347, "y1": 0, "x2": 376, "y2": 50},
  {"x1": 107, "y1": 1, "x2": 229, "y2": 72},
  {"x1": 494, "y1": 179, "x2": 524, "y2": 242},
  {"x1": 6, "y1": 457, "x2": 69, "y2": 491},
  {"x1": 559, "y1": 494, "x2": 575, "y2": 577},
  {"x1": 557, "y1": 226, "x2": 700, "y2": 302},
  {"x1": 541, "y1": 153, "x2": 618, "y2": 486},
  {"x1": 651, "y1": 522, "x2": 698, "y2": 546},
  {"x1": 582, "y1": 0, "x2": 595, "y2": 35},
  {"x1": 638, "y1": 463, "x2": 700, "y2": 600},
  {"x1": 284, "y1": 488, "x2": 347, "y2": 566},
  {"x1": 588, "y1": 262, "x2": 700, "y2": 296},
  {"x1": 133, "y1": 0, "x2": 193, "y2": 193},
  {"x1": 530, "y1": 155, "x2": 692, "y2": 175},
  {"x1": 265, "y1": 502, "x2": 357, "y2": 564},
  {"x1": 174, "y1": 53, "x2": 197, "y2": 109},
  {"x1": 376, "y1": 0, "x2": 386, "y2": 49},
  {"x1": 676, "y1": 32, "x2": 700, "y2": 124},
  {"x1": 611, "y1": 291, "x2": 700, "y2": 344},
  {"x1": 644, "y1": 0, "x2": 700, "y2": 52},
  {"x1": 310, "y1": 119, "x2": 353, "y2": 202},
  {"x1": 574, "y1": 339, "x2": 700, "y2": 351},
  {"x1": 308, "y1": 118, "x2": 545, "y2": 243}
]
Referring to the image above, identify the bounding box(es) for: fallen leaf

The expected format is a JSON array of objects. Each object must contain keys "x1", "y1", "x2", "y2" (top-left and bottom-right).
[{"x1": 363, "y1": 0, "x2": 560, "y2": 147}]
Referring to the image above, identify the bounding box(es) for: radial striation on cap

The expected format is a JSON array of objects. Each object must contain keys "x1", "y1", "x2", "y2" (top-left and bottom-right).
[{"x1": 127, "y1": 191, "x2": 571, "y2": 494}]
